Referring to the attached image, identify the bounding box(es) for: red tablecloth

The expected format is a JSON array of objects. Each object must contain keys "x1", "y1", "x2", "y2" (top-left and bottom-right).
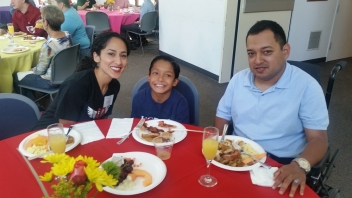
[
  {"x1": 78, "y1": 9, "x2": 140, "y2": 33},
  {"x1": 0, "y1": 119, "x2": 319, "y2": 198}
]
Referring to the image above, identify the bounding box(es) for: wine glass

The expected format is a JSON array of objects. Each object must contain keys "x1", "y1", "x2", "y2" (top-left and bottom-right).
[
  {"x1": 199, "y1": 126, "x2": 219, "y2": 187},
  {"x1": 47, "y1": 123, "x2": 66, "y2": 154},
  {"x1": 7, "y1": 23, "x2": 15, "y2": 44}
]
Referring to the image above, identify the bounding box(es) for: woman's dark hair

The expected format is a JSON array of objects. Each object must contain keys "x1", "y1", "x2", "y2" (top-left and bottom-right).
[
  {"x1": 149, "y1": 55, "x2": 180, "y2": 78},
  {"x1": 246, "y1": 20, "x2": 287, "y2": 49},
  {"x1": 41, "y1": 5, "x2": 64, "y2": 31},
  {"x1": 76, "y1": 32, "x2": 130, "y2": 72},
  {"x1": 55, "y1": 0, "x2": 71, "y2": 8}
]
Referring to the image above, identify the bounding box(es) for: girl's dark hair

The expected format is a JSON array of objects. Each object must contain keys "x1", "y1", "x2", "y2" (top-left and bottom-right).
[
  {"x1": 76, "y1": 32, "x2": 130, "y2": 72},
  {"x1": 149, "y1": 55, "x2": 180, "y2": 78}
]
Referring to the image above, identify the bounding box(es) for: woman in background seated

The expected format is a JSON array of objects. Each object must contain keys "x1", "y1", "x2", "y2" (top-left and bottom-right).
[
  {"x1": 114, "y1": 0, "x2": 129, "y2": 9},
  {"x1": 33, "y1": 32, "x2": 130, "y2": 130},
  {"x1": 54, "y1": 0, "x2": 91, "y2": 60},
  {"x1": 14, "y1": 5, "x2": 72, "y2": 101}
]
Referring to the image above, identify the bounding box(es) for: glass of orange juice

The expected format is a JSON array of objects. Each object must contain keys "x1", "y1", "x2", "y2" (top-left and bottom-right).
[
  {"x1": 47, "y1": 123, "x2": 66, "y2": 154},
  {"x1": 199, "y1": 126, "x2": 219, "y2": 187},
  {"x1": 7, "y1": 23, "x2": 14, "y2": 35},
  {"x1": 7, "y1": 23, "x2": 15, "y2": 43}
]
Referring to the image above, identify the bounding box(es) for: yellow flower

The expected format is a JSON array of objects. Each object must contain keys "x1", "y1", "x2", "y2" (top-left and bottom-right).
[
  {"x1": 51, "y1": 157, "x2": 76, "y2": 176},
  {"x1": 85, "y1": 166, "x2": 118, "y2": 192},
  {"x1": 41, "y1": 153, "x2": 70, "y2": 164},
  {"x1": 75, "y1": 155, "x2": 100, "y2": 168},
  {"x1": 39, "y1": 171, "x2": 53, "y2": 182}
]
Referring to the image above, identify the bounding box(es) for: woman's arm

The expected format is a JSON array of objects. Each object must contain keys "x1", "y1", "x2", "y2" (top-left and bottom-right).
[{"x1": 33, "y1": 43, "x2": 52, "y2": 75}]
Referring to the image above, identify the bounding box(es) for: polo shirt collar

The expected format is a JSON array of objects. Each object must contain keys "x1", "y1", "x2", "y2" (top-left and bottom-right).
[{"x1": 243, "y1": 61, "x2": 292, "y2": 89}]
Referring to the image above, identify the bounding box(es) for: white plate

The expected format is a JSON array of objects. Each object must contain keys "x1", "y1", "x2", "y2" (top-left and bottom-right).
[
  {"x1": 211, "y1": 135, "x2": 267, "y2": 171},
  {"x1": 11, "y1": 32, "x2": 27, "y2": 37},
  {"x1": 1, "y1": 46, "x2": 29, "y2": 54},
  {"x1": 102, "y1": 152, "x2": 166, "y2": 195},
  {"x1": 18, "y1": 127, "x2": 82, "y2": 157},
  {"x1": 132, "y1": 119, "x2": 187, "y2": 146},
  {"x1": 22, "y1": 37, "x2": 45, "y2": 41}
]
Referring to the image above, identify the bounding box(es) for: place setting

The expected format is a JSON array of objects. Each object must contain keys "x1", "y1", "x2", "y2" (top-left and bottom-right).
[
  {"x1": 18, "y1": 123, "x2": 82, "y2": 160},
  {"x1": 198, "y1": 124, "x2": 278, "y2": 188}
]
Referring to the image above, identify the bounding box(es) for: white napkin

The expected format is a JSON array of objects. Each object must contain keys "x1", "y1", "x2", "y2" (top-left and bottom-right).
[
  {"x1": 73, "y1": 121, "x2": 105, "y2": 145},
  {"x1": 250, "y1": 167, "x2": 279, "y2": 187},
  {"x1": 106, "y1": 118, "x2": 133, "y2": 138}
]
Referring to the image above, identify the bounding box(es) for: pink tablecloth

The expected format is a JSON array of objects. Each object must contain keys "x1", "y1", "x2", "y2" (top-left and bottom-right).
[{"x1": 78, "y1": 9, "x2": 140, "y2": 33}]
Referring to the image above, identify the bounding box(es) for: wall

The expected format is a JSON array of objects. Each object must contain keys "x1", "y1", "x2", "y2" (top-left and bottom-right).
[
  {"x1": 327, "y1": 0, "x2": 352, "y2": 61},
  {"x1": 0, "y1": 2, "x2": 8, "y2": 6},
  {"x1": 160, "y1": 0, "x2": 233, "y2": 81},
  {"x1": 288, "y1": 0, "x2": 338, "y2": 61}
]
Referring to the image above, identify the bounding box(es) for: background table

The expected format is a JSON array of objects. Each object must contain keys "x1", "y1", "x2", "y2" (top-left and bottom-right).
[
  {"x1": 0, "y1": 6, "x2": 11, "y2": 25},
  {"x1": 78, "y1": 9, "x2": 140, "y2": 33},
  {"x1": 0, "y1": 36, "x2": 42, "y2": 93},
  {"x1": 0, "y1": 119, "x2": 319, "y2": 198}
]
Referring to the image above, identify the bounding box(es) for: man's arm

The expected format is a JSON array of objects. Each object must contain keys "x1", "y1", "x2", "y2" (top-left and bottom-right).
[
  {"x1": 214, "y1": 116, "x2": 230, "y2": 135},
  {"x1": 299, "y1": 128, "x2": 328, "y2": 166},
  {"x1": 273, "y1": 129, "x2": 328, "y2": 197}
]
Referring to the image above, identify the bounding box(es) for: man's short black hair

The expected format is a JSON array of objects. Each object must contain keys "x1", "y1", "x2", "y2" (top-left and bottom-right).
[
  {"x1": 246, "y1": 20, "x2": 287, "y2": 49},
  {"x1": 25, "y1": 0, "x2": 30, "y2": 3}
]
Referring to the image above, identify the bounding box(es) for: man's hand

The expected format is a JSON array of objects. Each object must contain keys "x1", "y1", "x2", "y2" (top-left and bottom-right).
[
  {"x1": 84, "y1": 2, "x2": 90, "y2": 7},
  {"x1": 272, "y1": 162, "x2": 306, "y2": 197}
]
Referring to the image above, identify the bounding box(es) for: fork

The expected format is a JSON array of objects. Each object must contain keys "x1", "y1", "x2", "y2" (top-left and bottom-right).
[
  {"x1": 232, "y1": 141, "x2": 272, "y2": 169},
  {"x1": 220, "y1": 124, "x2": 228, "y2": 143},
  {"x1": 117, "y1": 118, "x2": 145, "y2": 145}
]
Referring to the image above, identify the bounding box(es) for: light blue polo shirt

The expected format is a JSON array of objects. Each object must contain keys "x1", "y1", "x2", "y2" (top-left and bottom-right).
[{"x1": 216, "y1": 62, "x2": 329, "y2": 158}]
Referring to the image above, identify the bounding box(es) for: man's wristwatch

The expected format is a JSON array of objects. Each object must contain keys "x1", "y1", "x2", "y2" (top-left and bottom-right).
[{"x1": 292, "y1": 158, "x2": 311, "y2": 173}]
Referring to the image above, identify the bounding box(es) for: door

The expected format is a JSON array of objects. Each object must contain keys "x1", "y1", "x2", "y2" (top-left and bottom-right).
[{"x1": 327, "y1": 0, "x2": 352, "y2": 61}]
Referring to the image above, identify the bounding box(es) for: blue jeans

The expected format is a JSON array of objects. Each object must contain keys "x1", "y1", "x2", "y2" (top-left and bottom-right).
[
  {"x1": 80, "y1": 48, "x2": 91, "y2": 61},
  {"x1": 14, "y1": 74, "x2": 58, "y2": 101}
]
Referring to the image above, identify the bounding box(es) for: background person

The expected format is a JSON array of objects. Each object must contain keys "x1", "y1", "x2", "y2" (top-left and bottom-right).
[
  {"x1": 54, "y1": 0, "x2": 91, "y2": 60},
  {"x1": 33, "y1": 32, "x2": 130, "y2": 130},
  {"x1": 120, "y1": 0, "x2": 154, "y2": 46},
  {"x1": 214, "y1": 20, "x2": 328, "y2": 197},
  {"x1": 14, "y1": 5, "x2": 72, "y2": 102},
  {"x1": 10, "y1": 0, "x2": 36, "y2": 15},
  {"x1": 76, "y1": 0, "x2": 101, "y2": 10},
  {"x1": 113, "y1": 0, "x2": 129, "y2": 9},
  {"x1": 131, "y1": 55, "x2": 189, "y2": 124},
  {"x1": 11, "y1": 0, "x2": 46, "y2": 37}
]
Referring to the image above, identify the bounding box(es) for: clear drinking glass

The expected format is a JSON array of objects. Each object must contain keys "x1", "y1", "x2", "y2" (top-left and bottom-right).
[
  {"x1": 47, "y1": 123, "x2": 66, "y2": 154},
  {"x1": 7, "y1": 23, "x2": 14, "y2": 43},
  {"x1": 199, "y1": 127, "x2": 219, "y2": 187}
]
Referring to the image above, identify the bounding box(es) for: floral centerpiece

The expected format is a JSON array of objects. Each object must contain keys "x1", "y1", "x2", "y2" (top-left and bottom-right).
[
  {"x1": 105, "y1": 0, "x2": 115, "y2": 11},
  {"x1": 39, "y1": 153, "x2": 119, "y2": 198}
]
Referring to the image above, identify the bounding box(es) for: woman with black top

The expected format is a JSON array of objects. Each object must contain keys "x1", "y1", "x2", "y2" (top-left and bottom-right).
[{"x1": 33, "y1": 32, "x2": 130, "y2": 130}]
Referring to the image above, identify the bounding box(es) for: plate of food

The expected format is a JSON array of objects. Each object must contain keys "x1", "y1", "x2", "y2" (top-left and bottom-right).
[
  {"x1": 18, "y1": 127, "x2": 82, "y2": 157},
  {"x1": 132, "y1": 119, "x2": 187, "y2": 146},
  {"x1": 1, "y1": 46, "x2": 29, "y2": 54},
  {"x1": 102, "y1": 152, "x2": 167, "y2": 195},
  {"x1": 12, "y1": 32, "x2": 27, "y2": 37},
  {"x1": 212, "y1": 135, "x2": 267, "y2": 171},
  {"x1": 22, "y1": 35, "x2": 45, "y2": 41}
]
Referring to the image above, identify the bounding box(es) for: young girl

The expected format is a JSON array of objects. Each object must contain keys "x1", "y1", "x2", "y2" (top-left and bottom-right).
[
  {"x1": 131, "y1": 55, "x2": 190, "y2": 124},
  {"x1": 33, "y1": 32, "x2": 130, "y2": 130}
]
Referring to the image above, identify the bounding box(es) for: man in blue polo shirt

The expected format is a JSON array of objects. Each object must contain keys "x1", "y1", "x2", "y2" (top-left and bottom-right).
[{"x1": 215, "y1": 20, "x2": 328, "y2": 197}]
